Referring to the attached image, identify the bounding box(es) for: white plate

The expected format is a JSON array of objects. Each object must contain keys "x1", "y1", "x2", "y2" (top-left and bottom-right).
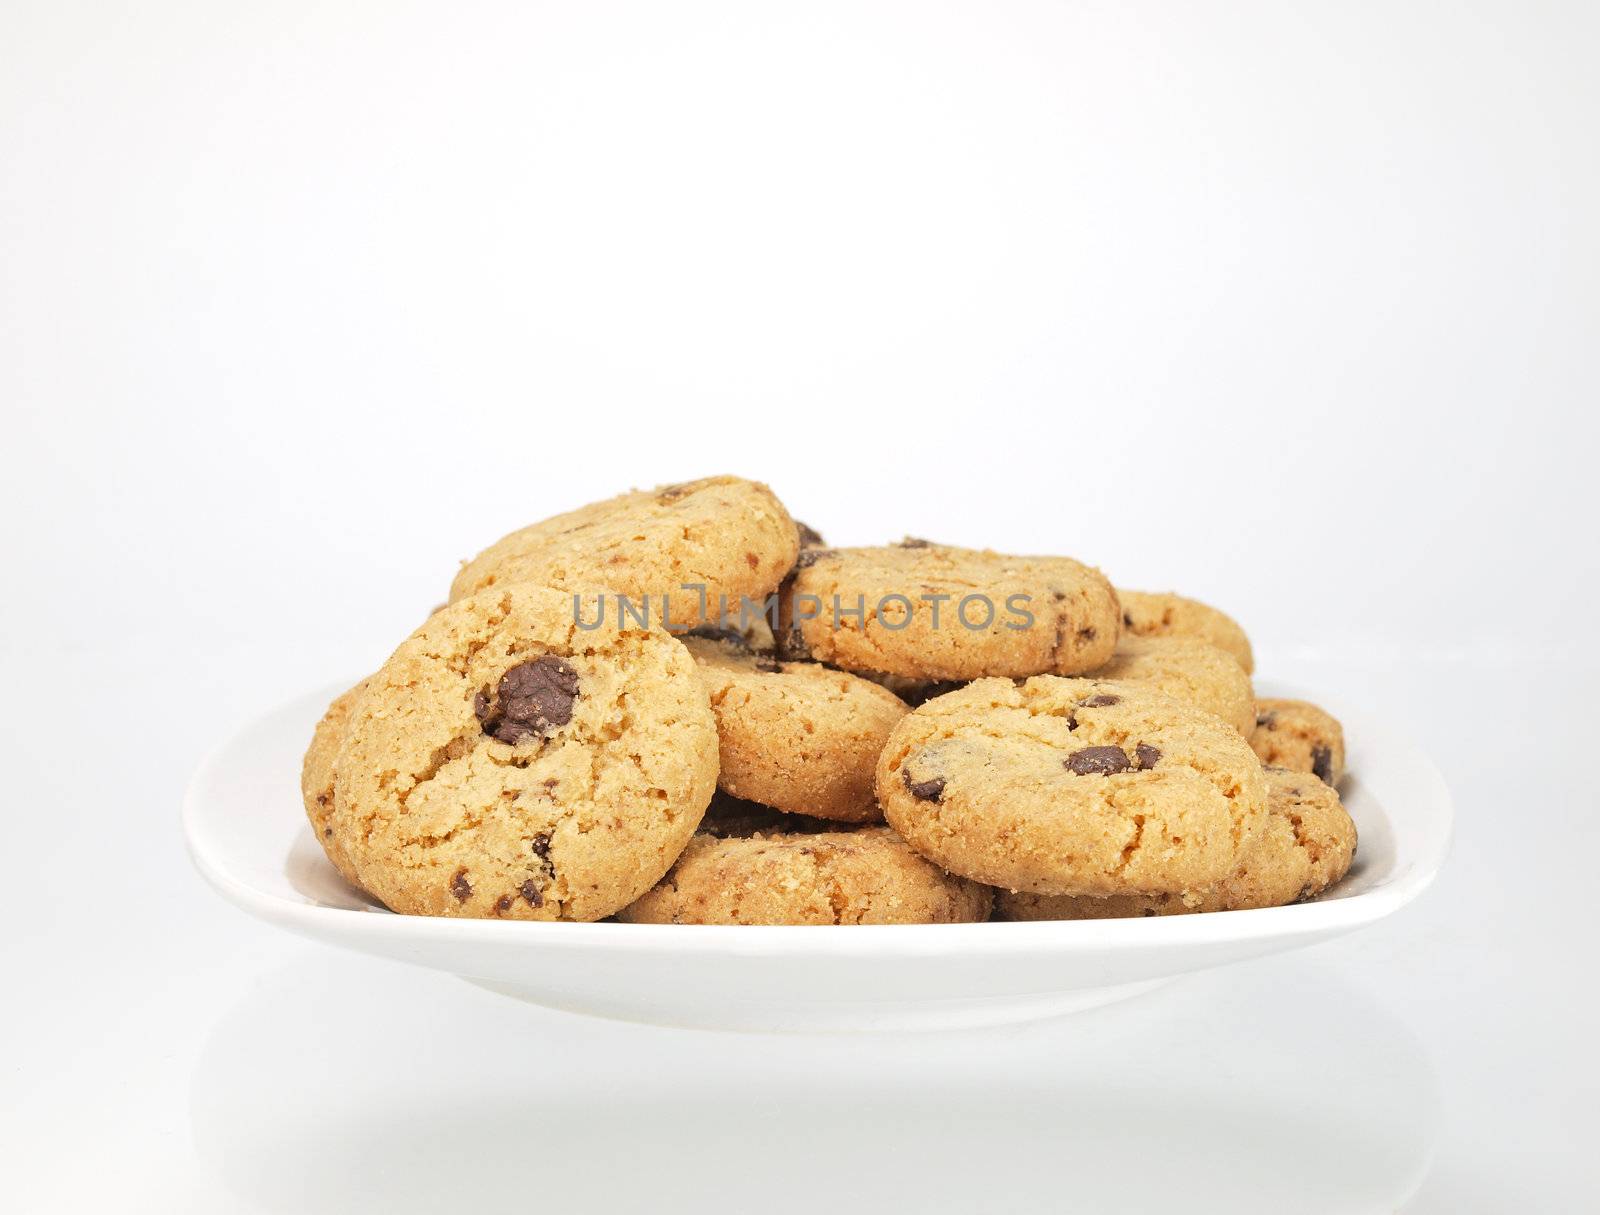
[{"x1": 184, "y1": 680, "x2": 1451, "y2": 1033}]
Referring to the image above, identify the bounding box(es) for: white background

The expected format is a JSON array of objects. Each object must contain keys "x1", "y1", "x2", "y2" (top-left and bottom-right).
[{"x1": 2, "y1": 1, "x2": 1595, "y2": 1210}]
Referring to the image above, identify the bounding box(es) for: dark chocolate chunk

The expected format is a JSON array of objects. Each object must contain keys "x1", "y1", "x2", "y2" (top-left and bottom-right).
[
  {"x1": 476, "y1": 656, "x2": 580, "y2": 744},
  {"x1": 902, "y1": 768, "x2": 946, "y2": 802},
  {"x1": 1256, "y1": 710, "x2": 1278, "y2": 728},
  {"x1": 1134, "y1": 743, "x2": 1161, "y2": 770},
  {"x1": 794, "y1": 548, "x2": 836, "y2": 570},
  {"x1": 1079, "y1": 694, "x2": 1121, "y2": 708},
  {"x1": 1064, "y1": 746, "x2": 1132, "y2": 776},
  {"x1": 450, "y1": 870, "x2": 472, "y2": 901},
  {"x1": 1311, "y1": 745, "x2": 1334, "y2": 784},
  {"x1": 519, "y1": 879, "x2": 544, "y2": 907},
  {"x1": 530, "y1": 831, "x2": 552, "y2": 859},
  {"x1": 795, "y1": 521, "x2": 825, "y2": 548}
]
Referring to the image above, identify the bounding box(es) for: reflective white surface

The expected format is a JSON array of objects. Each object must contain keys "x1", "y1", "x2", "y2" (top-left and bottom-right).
[
  {"x1": 189, "y1": 954, "x2": 1439, "y2": 1213},
  {"x1": 4, "y1": 652, "x2": 1591, "y2": 1212}
]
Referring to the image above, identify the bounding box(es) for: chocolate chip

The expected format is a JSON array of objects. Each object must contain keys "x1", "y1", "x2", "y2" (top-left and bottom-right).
[
  {"x1": 1123, "y1": 612, "x2": 1135, "y2": 627},
  {"x1": 1079, "y1": 694, "x2": 1121, "y2": 708},
  {"x1": 1077, "y1": 626, "x2": 1097, "y2": 642},
  {"x1": 1256, "y1": 710, "x2": 1278, "y2": 728},
  {"x1": 1064, "y1": 746, "x2": 1132, "y2": 776},
  {"x1": 450, "y1": 870, "x2": 472, "y2": 901},
  {"x1": 796, "y1": 521, "x2": 825, "y2": 548},
  {"x1": 902, "y1": 768, "x2": 946, "y2": 801},
  {"x1": 530, "y1": 831, "x2": 552, "y2": 858},
  {"x1": 1311, "y1": 746, "x2": 1334, "y2": 784},
  {"x1": 476, "y1": 657, "x2": 580, "y2": 744},
  {"x1": 520, "y1": 879, "x2": 543, "y2": 907},
  {"x1": 494, "y1": 895, "x2": 513, "y2": 915},
  {"x1": 1134, "y1": 743, "x2": 1161, "y2": 770},
  {"x1": 794, "y1": 548, "x2": 835, "y2": 570},
  {"x1": 898, "y1": 537, "x2": 933, "y2": 548},
  {"x1": 754, "y1": 654, "x2": 782, "y2": 673}
]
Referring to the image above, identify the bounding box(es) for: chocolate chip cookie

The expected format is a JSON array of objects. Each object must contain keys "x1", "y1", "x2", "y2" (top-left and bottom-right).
[
  {"x1": 876, "y1": 677, "x2": 1268, "y2": 898},
  {"x1": 300, "y1": 676, "x2": 371, "y2": 891},
  {"x1": 1250, "y1": 697, "x2": 1346, "y2": 785},
  {"x1": 1090, "y1": 635, "x2": 1255, "y2": 735},
  {"x1": 448, "y1": 476, "x2": 798, "y2": 630},
  {"x1": 777, "y1": 540, "x2": 1120, "y2": 680},
  {"x1": 331, "y1": 585, "x2": 719, "y2": 920},
  {"x1": 616, "y1": 797, "x2": 993, "y2": 925},
  {"x1": 684, "y1": 630, "x2": 909, "y2": 822},
  {"x1": 1117, "y1": 590, "x2": 1254, "y2": 674},
  {"x1": 997, "y1": 766, "x2": 1356, "y2": 918}
]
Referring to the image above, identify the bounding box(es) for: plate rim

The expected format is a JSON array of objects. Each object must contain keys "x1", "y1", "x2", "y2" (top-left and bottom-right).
[{"x1": 183, "y1": 677, "x2": 1453, "y2": 959}]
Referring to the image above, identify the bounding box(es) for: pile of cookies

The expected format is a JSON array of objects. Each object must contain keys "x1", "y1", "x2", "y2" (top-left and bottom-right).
[{"x1": 303, "y1": 476, "x2": 1354, "y2": 925}]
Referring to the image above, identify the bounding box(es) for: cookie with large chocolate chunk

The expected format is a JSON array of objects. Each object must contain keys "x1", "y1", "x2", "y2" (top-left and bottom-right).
[
  {"x1": 777, "y1": 540, "x2": 1120, "y2": 680},
  {"x1": 1117, "y1": 590, "x2": 1254, "y2": 674},
  {"x1": 876, "y1": 677, "x2": 1267, "y2": 898},
  {"x1": 1250, "y1": 697, "x2": 1346, "y2": 785},
  {"x1": 1090, "y1": 635, "x2": 1255, "y2": 736},
  {"x1": 997, "y1": 766, "x2": 1356, "y2": 919},
  {"x1": 684, "y1": 630, "x2": 909, "y2": 822},
  {"x1": 332, "y1": 585, "x2": 718, "y2": 920},
  {"x1": 448, "y1": 476, "x2": 798, "y2": 630}
]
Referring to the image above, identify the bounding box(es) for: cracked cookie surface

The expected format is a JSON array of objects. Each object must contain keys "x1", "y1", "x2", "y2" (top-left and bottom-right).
[
  {"x1": 1090, "y1": 635, "x2": 1255, "y2": 736},
  {"x1": 777, "y1": 540, "x2": 1120, "y2": 680},
  {"x1": 1250, "y1": 697, "x2": 1346, "y2": 785},
  {"x1": 332, "y1": 585, "x2": 718, "y2": 920},
  {"x1": 300, "y1": 676, "x2": 372, "y2": 892},
  {"x1": 997, "y1": 766, "x2": 1356, "y2": 918},
  {"x1": 616, "y1": 797, "x2": 992, "y2": 925},
  {"x1": 448, "y1": 475, "x2": 797, "y2": 629},
  {"x1": 876, "y1": 677, "x2": 1267, "y2": 898},
  {"x1": 1117, "y1": 590, "x2": 1254, "y2": 674},
  {"x1": 684, "y1": 631, "x2": 908, "y2": 822}
]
